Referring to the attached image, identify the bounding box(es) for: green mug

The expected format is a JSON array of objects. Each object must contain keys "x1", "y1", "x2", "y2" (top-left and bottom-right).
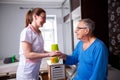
[
  {"x1": 51, "y1": 44, "x2": 59, "y2": 51},
  {"x1": 51, "y1": 44, "x2": 59, "y2": 63}
]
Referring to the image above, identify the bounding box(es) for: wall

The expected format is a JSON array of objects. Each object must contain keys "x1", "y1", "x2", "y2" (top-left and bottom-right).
[
  {"x1": 62, "y1": 0, "x2": 81, "y2": 55},
  {"x1": 0, "y1": 3, "x2": 63, "y2": 59},
  {"x1": 62, "y1": 0, "x2": 73, "y2": 55},
  {"x1": 81, "y1": 0, "x2": 109, "y2": 47},
  {"x1": 108, "y1": 0, "x2": 120, "y2": 69}
]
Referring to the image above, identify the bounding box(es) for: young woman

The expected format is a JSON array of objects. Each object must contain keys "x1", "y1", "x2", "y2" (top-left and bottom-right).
[{"x1": 16, "y1": 8, "x2": 59, "y2": 80}]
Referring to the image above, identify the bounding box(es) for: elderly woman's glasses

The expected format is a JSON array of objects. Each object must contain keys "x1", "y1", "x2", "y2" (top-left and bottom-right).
[{"x1": 76, "y1": 27, "x2": 87, "y2": 30}]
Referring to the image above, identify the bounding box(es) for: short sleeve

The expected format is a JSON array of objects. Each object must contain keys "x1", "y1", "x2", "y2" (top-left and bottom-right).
[{"x1": 20, "y1": 28, "x2": 32, "y2": 44}]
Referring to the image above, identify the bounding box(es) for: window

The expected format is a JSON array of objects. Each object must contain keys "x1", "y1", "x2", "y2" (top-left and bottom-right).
[{"x1": 40, "y1": 15, "x2": 57, "y2": 51}]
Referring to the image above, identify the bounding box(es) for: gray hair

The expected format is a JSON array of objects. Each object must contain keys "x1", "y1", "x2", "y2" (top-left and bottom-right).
[{"x1": 80, "y1": 18, "x2": 95, "y2": 35}]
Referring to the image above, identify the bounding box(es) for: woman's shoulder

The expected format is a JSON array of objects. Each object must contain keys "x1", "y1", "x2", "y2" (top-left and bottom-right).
[
  {"x1": 94, "y1": 38, "x2": 108, "y2": 49},
  {"x1": 95, "y1": 38, "x2": 105, "y2": 45},
  {"x1": 21, "y1": 27, "x2": 32, "y2": 33},
  {"x1": 21, "y1": 27, "x2": 33, "y2": 35}
]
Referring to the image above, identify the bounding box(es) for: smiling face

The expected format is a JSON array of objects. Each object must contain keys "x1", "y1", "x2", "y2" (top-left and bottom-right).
[
  {"x1": 75, "y1": 21, "x2": 89, "y2": 40},
  {"x1": 35, "y1": 12, "x2": 46, "y2": 27}
]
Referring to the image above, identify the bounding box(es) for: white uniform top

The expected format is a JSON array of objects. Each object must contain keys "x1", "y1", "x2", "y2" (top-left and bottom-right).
[{"x1": 17, "y1": 24, "x2": 44, "y2": 80}]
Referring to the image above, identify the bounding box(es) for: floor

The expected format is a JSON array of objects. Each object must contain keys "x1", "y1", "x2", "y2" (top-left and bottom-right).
[
  {"x1": 66, "y1": 64, "x2": 120, "y2": 80},
  {"x1": 0, "y1": 65, "x2": 120, "y2": 80},
  {"x1": 108, "y1": 65, "x2": 120, "y2": 80}
]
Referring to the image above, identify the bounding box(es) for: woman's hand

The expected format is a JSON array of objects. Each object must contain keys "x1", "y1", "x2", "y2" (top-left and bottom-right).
[
  {"x1": 48, "y1": 51, "x2": 61, "y2": 57},
  {"x1": 48, "y1": 51, "x2": 67, "y2": 60}
]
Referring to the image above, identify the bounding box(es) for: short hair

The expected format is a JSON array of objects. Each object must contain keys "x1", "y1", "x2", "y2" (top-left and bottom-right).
[{"x1": 80, "y1": 18, "x2": 95, "y2": 35}]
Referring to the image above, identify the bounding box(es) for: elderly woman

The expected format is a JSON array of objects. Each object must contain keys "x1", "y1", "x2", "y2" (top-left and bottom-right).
[{"x1": 59, "y1": 18, "x2": 109, "y2": 80}]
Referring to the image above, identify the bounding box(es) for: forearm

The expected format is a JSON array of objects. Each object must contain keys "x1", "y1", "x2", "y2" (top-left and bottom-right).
[
  {"x1": 24, "y1": 52, "x2": 50, "y2": 59},
  {"x1": 65, "y1": 55, "x2": 78, "y2": 65},
  {"x1": 44, "y1": 50, "x2": 50, "y2": 53}
]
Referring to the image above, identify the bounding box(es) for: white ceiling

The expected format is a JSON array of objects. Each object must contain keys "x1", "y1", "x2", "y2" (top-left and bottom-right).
[
  {"x1": 0, "y1": 0, "x2": 65, "y2": 4},
  {"x1": 0, "y1": 0, "x2": 66, "y2": 8}
]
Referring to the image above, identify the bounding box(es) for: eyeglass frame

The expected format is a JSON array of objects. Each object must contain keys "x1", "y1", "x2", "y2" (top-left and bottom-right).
[
  {"x1": 76, "y1": 27, "x2": 87, "y2": 30},
  {"x1": 40, "y1": 15, "x2": 46, "y2": 19}
]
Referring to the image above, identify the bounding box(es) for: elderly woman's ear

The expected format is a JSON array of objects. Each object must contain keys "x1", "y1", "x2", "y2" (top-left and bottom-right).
[{"x1": 84, "y1": 28, "x2": 89, "y2": 35}]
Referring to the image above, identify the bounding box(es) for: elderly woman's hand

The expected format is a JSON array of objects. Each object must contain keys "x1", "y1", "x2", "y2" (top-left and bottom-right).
[{"x1": 55, "y1": 51, "x2": 67, "y2": 60}]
